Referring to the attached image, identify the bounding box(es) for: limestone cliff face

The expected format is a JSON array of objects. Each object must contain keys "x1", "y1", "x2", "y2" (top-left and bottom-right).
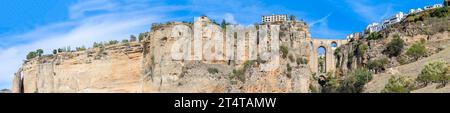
[
  {"x1": 13, "y1": 43, "x2": 143, "y2": 93},
  {"x1": 13, "y1": 16, "x2": 315, "y2": 93}
]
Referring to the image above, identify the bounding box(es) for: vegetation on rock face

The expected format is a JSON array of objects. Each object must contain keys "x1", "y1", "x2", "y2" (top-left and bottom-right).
[
  {"x1": 76, "y1": 46, "x2": 86, "y2": 52},
  {"x1": 357, "y1": 43, "x2": 368, "y2": 57},
  {"x1": 406, "y1": 41, "x2": 427, "y2": 61},
  {"x1": 207, "y1": 68, "x2": 219, "y2": 74},
  {"x1": 416, "y1": 61, "x2": 450, "y2": 87},
  {"x1": 445, "y1": 0, "x2": 450, "y2": 6},
  {"x1": 231, "y1": 60, "x2": 254, "y2": 83},
  {"x1": 26, "y1": 49, "x2": 44, "y2": 60},
  {"x1": 367, "y1": 32, "x2": 382, "y2": 40},
  {"x1": 382, "y1": 76, "x2": 414, "y2": 93},
  {"x1": 431, "y1": 7, "x2": 450, "y2": 18},
  {"x1": 122, "y1": 39, "x2": 129, "y2": 43},
  {"x1": 338, "y1": 68, "x2": 373, "y2": 93},
  {"x1": 280, "y1": 45, "x2": 289, "y2": 58},
  {"x1": 296, "y1": 57, "x2": 308, "y2": 65},
  {"x1": 383, "y1": 35, "x2": 404, "y2": 58},
  {"x1": 367, "y1": 58, "x2": 389, "y2": 73},
  {"x1": 138, "y1": 32, "x2": 147, "y2": 42}
]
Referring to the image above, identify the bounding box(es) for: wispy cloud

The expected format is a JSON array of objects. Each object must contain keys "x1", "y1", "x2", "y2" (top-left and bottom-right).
[
  {"x1": 308, "y1": 13, "x2": 349, "y2": 38},
  {"x1": 0, "y1": 0, "x2": 182, "y2": 89},
  {"x1": 346, "y1": 0, "x2": 395, "y2": 23}
]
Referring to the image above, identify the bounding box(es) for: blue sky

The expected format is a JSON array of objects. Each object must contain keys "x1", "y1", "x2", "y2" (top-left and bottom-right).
[{"x1": 0, "y1": 0, "x2": 443, "y2": 89}]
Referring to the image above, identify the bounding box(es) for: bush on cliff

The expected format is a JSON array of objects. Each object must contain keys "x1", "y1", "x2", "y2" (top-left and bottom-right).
[
  {"x1": 382, "y1": 76, "x2": 414, "y2": 93},
  {"x1": 338, "y1": 68, "x2": 373, "y2": 93},
  {"x1": 383, "y1": 35, "x2": 404, "y2": 58},
  {"x1": 416, "y1": 61, "x2": 450, "y2": 87}
]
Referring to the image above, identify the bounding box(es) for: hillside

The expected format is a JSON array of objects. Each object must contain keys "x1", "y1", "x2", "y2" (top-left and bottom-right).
[{"x1": 364, "y1": 38, "x2": 450, "y2": 93}]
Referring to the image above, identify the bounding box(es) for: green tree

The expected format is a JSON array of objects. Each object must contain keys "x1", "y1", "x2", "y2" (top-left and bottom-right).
[
  {"x1": 138, "y1": 33, "x2": 146, "y2": 42},
  {"x1": 36, "y1": 49, "x2": 43, "y2": 57},
  {"x1": 280, "y1": 45, "x2": 289, "y2": 58},
  {"x1": 221, "y1": 19, "x2": 227, "y2": 30},
  {"x1": 417, "y1": 61, "x2": 449, "y2": 86},
  {"x1": 122, "y1": 39, "x2": 129, "y2": 43},
  {"x1": 367, "y1": 32, "x2": 382, "y2": 40},
  {"x1": 383, "y1": 35, "x2": 404, "y2": 57},
  {"x1": 26, "y1": 51, "x2": 37, "y2": 60},
  {"x1": 367, "y1": 58, "x2": 389, "y2": 73},
  {"x1": 130, "y1": 35, "x2": 137, "y2": 42},
  {"x1": 53, "y1": 49, "x2": 57, "y2": 54},
  {"x1": 406, "y1": 42, "x2": 427, "y2": 61},
  {"x1": 382, "y1": 76, "x2": 414, "y2": 93},
  {"x1": 338, "y1": 68, "x2": 373, "y2": 93}
]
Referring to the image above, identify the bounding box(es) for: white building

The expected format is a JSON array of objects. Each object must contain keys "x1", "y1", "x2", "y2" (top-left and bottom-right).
[
  {"x1": 384, "y1": 12, "x2": 405, "y2": 26},
  {"x1": 424, "y1": 4, "x2": 443, "y2": 10},
  {"x1": 262, "y1": 14, "x2": 288, "y2": 23},
  {"x1": 366, "y1": 23, "x2": 383, "y2": 33}
]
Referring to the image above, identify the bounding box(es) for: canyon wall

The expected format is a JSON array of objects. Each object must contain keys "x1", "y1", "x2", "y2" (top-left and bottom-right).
[{"x1": 12, "y1": 16, "x2": 316, "y2": 93}]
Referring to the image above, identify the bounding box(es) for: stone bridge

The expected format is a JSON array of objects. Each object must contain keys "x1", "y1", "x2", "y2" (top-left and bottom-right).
[{"x1": 309, "y1": 39, "x2": 348, "y2": 75}]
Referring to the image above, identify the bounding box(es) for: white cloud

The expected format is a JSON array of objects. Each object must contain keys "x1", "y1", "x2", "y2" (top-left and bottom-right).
[
  {"x1": 0, "y1": 0, "x2": 180, "y2": 89},
  {"x1": 346, "y1": 0, "x2": 394, "y2": 23},
  {"x1": 308, "y1": 13, "x2": 349, "y2": 38},
  {"x1": 223, "y1": 13, "x2": 237, "y2": 24}
]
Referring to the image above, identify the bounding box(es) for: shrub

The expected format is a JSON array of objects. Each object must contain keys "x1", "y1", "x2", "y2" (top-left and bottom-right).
[
  {"x1": 367, "y1": 32, "x2": 382, "y2": 40},
  {"x1": 207, "y1": 68, "x2": 219, "y2": 74},
  {"x1": 138, "y1": 32, "x2": 147, "y2": 42},
  {"x1": 26, "y1": 51, "x2": 38, "y2": 60},
  {"x1": 36, "y1": 49, "x2": 43, "y2": 57},
  {"x1": 431, "y1": 7, "x2": 450, "y2": 18},
  {"x1": 382, "y1": 76, "x2": 414, "y2": 93},
  {"x1": 288, "y1": 54, "x2": 295, "y2": 62},
  {"x1": 280, "y1": 45, "x2": 289, "y2": 58},
  {"x1": 122, "y1": 39, "x2": 129, "y2": 43},
  {"x1": 296, "y1": 57, "x2": 308, "y2": 65},
  {"x1": 26, "y1": 49, "x2": 44, "y2": 60},
  {"x1": 109, "y1": 40, "x2": 119, "y2": 45},
  {"x1": 338, "y1": 68, "x2": 373, "y2": 93},
  {"x1": 416, "y1": 61, "x2": 450, "y2": 86},
  {"x1": 383, "y1": 35, "x2": 404, "y2": 57},
  {"x1": 357, "y1": 43, "x2": 368, "y2": 57},
  {"x1": 287, "y1": 64, "x2": 292, "y2": 72},
  {"x1": 93, "y1": 42, "x2": 103, "y2": 48},
  {"x1": 406, "y1": 41, "x2": 427, "y2": 61},
  {"x1": 367, "y1": 58, "x2": 389, "y2": 73},
  {"x1": 130, "y1": 35, "x2": 137, "y2": 42},
  {"x1": 76, "y1": 46, "x2": 86, "y2": 51}
]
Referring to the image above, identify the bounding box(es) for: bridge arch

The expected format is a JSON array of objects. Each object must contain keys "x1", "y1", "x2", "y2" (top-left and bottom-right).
[{"x1": 309, "y1": 39, "x2": 348, "y2": 75}]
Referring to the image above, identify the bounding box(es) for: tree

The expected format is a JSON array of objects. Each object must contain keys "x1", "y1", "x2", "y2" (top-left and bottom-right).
[
  {"x1": 221, "y1": 19, "x2": 227, "y2": 30},
  {"x1": 53, "y1": 49, "x2": 57, "y2": 54},
  {"x1": 383, "y1": 35, "x2": 404, "y2": 57},
  {"x1": 138, "y1": 33, "x2": 146, "y2": 42},
  {"x1": 445, "y1": 0, "x2": 450, "y2": 7},
  {"x1": 382, "y1": 76, "x2": 414, "y2": 93},
  {"x1": 36, "y1": 49, "x2": 43, "y2": 57},
  {"x1": 367, "y1": 58, "x2": 389, "y2": 73},
  {"x1": 338, "y1": 68, "x2": 373, "y2": 93},
  {"x1": 130, "y1": 35, "x2": 137, "y2": 42},
  {"x1": 417, "y1": 61, "x2": 449, "y2": 86},
  {"x1": 122, "y1": 39, "x2": 129, "y2": 43},
  {"x1": 367, "y1": 32, "x2": 382, "y2": 40},
  {"x1": 406, "y1": 42, "x2": 427, "y2": 61},
  {"x1": 289, "y1": 15, "x2": 296, "y2": 21},
  {"x1": 26, "y1": 51, "x2": 37, "y2": 60}
]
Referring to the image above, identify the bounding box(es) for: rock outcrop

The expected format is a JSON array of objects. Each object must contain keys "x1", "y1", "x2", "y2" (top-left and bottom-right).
[{"x1": 12, "y1": 16, "x2": 315, "y2": 93}]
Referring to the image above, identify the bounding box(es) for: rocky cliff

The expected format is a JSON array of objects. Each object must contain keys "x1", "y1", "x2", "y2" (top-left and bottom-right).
[{"x1": 12, "y1": 16, "x2": 315, "y2": 93}]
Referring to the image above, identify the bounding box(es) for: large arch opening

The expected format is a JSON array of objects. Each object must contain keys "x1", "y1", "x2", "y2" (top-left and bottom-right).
[{"x1": 317, "y1": 46, "x2": 326, "y2": 73}]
